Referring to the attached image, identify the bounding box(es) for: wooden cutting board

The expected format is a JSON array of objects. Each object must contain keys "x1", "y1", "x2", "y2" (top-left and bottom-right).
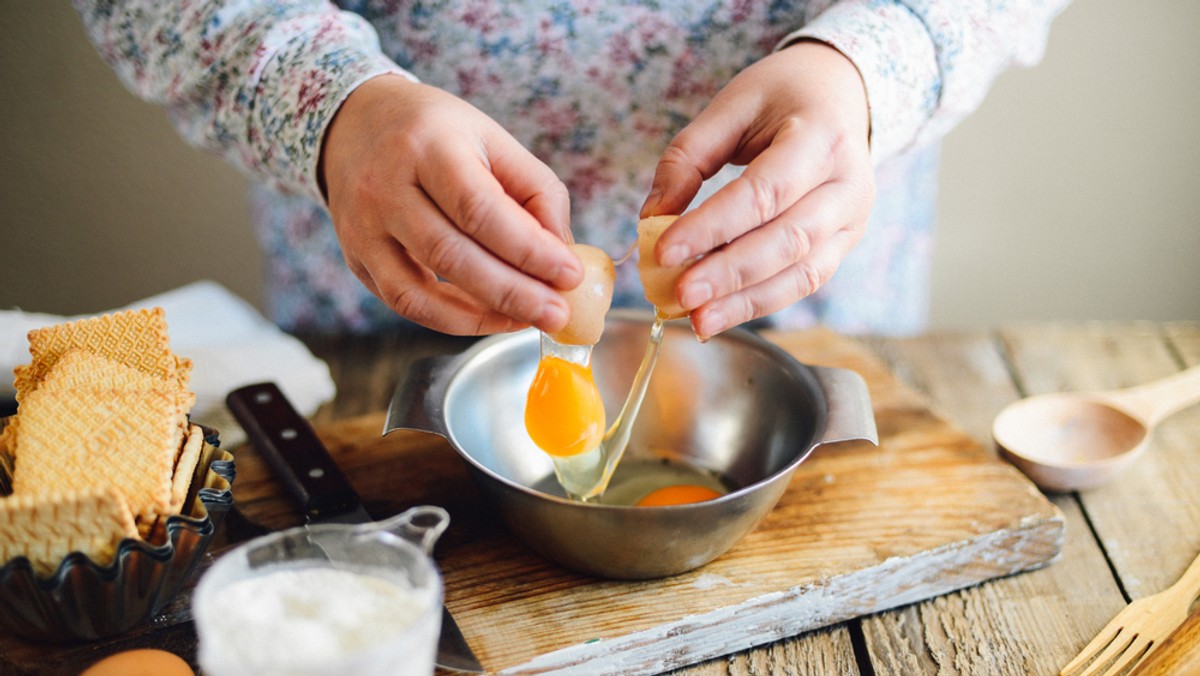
[{"x1": 226, "y1": 329, "x2": 1065, "y2": 674}]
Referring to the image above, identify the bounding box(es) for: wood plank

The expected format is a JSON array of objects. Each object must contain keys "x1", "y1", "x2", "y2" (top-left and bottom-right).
[
  {"x1": 860, "y1": 332, "x2": 1013, "y2": 443},
  {"x1": 857, "y1": 332, "x2": 1123, "y2": 675},
  {"x1": 999, "y1": 323, "x2": 1200, "y2": 651},
  {"x1": 671, "y1": 623, "x2": 859, "y2": 675},
  {"x1": 219, "y1": 328, "x2": 1065, "y2": 673}
]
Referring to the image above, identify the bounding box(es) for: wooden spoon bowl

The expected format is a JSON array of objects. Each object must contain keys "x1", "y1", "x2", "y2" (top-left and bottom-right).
[
  {"x1": 993, "y1": 365, "x2": 1200, "y2": 492},
  {"x1": 994, "y1": 394, "x2": 1149, "y2": 491}
]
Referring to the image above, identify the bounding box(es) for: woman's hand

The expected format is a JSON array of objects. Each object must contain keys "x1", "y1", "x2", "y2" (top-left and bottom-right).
[
  {"x1": 321, "y1": 75, "x2": 583, "y2": 335},
  {"x1": 641, "y1": 41, "x2": 875, "y2": 340}
]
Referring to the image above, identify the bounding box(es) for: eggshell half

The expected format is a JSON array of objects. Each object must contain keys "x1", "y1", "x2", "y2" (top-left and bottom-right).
[
  {"x1": 549, "y1": 244, "x2": 615, "y2": 346},
  {"x1": 637, "y1": 215, "x2": 693, "y2": 319}
]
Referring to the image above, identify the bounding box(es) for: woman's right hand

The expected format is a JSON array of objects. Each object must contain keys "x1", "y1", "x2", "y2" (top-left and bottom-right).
[{"x1": 321, "y1": 74, "x2": 583, "y2": 335}]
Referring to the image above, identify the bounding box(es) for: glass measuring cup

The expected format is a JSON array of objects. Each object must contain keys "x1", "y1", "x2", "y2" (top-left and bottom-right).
[{"x1": 193, "y1": 506, "x2": 448, "y2": 676}]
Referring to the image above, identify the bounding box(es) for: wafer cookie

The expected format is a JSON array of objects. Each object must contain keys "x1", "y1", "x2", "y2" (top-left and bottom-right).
[
  {"x1": 19, "y1": 308, "x2": 178, "y2": 402},
  {"x1": 40, "y1": 349, "x2": 178, "y2": 393},
  {"x1": 11, "y1": 386, "x2": 189, "y2": 522},
  {"x1": 0, "y1": 487, "x2": 138, "y2": 576},
  {"x1": 0, "y1": 366, "x2": 31, "y2": 452},
  {"x1": 174, "y1": 355, "x2": 193, "y2": 389},
  {"x1": 168, "y1": 424, "x2": 204, "y2": 516},
  {"x1": 6, "y1": 308, "x2": 184, "y2": 454},
  {"x1": 145, "y1": 424, "x2": 207, "y2": 543},
  {"x1": 37, "y1": 349, "x2": 196, "y2": 412}
]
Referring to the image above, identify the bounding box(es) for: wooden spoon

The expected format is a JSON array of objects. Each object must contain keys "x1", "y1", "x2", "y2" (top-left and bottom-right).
[{"x1": 993, "y1": 365, "x2": 1200, "y2": 492}]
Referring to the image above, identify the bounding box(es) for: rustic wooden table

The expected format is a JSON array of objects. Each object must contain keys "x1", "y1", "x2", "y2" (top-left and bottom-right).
[{"x1": 2, "y1": 321, "x2": 1197, "y2": 674}]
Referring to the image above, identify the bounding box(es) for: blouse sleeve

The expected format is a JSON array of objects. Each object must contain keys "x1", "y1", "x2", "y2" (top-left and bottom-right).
[
  {"x1": 780, "y1": 0, "x2": 1071, "y2": 163},
  {"x1": 72, "y1": 0, "x2": 413, "y2": 203}
]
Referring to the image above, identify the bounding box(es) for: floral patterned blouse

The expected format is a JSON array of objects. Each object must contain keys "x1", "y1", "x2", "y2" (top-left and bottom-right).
[{"x1": 74, "y1": 0, "x2": 1068, "y2": 335}]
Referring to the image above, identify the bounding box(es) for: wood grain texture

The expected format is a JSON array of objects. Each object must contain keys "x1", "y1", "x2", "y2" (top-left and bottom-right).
[
  {"x1": 224, "y1": 328, "x2": 1064, "y2": 674},
  {"x1": 671, "y1": 623, "x2": 859, "y2": 675},
  {"x1": 1001, "y1": 323, "x2": 1200, "y2": 672},
  {"x1": 18, "y1": 325, "x2": 1178, "y2": 674},
  {"x1": 1130, "y1": 608, "x2": 1200, "y2": 675},
  {"x1": 856, "y1": 332, "x2": 1122, "y2": 675}
]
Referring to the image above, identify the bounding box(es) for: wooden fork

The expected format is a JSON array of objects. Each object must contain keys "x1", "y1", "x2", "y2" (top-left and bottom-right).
[{"x1": 1061, "y1": 550, "x2": 1200, "y2": 676}]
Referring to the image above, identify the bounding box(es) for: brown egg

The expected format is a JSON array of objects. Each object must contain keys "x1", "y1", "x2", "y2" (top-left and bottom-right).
[
  {"x1": 549, "y1": 244, "x2": 615, "y2": 346},
  {"x1": 81, "y1": 649, "x2": 194, "y2": 676},
  {"x1": 636, "y1": 215, "x2": 695, "y2": 319}
]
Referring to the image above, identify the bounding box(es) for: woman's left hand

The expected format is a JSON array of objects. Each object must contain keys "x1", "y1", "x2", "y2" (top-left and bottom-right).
[{"x1": 641, "y1": 40, "x2": 875, "y2": 340}]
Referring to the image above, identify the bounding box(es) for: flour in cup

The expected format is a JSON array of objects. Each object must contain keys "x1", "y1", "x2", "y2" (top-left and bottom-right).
[{"x1": 195, "y1": 563, "x2": 438, "y2": 676}]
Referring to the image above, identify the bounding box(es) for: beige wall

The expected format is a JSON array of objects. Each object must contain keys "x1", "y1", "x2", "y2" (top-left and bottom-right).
[
  {"x1": 2, "y1": 2, "x2": 1197, "y2": 329},
  {"x1": 931, "y1": 1, "x2": 1200, "y2": 327},
  {"x1": 0, "y1": 2, "x2": 260, "y2": 314}
]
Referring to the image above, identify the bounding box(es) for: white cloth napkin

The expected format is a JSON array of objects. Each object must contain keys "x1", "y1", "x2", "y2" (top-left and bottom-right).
[{"x1": 1, "y1": 280, "x2": 336, "y2": 447}]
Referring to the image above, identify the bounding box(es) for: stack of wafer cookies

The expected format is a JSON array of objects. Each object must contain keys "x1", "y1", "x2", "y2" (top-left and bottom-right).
[{"x1": 0, "y1": 308, "x2": 205, "y2": 576}]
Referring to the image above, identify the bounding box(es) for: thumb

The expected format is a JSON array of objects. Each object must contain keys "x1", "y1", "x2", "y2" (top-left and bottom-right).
[{"x1": 640, "y1": 110, "x2": 745, "y2": 218}]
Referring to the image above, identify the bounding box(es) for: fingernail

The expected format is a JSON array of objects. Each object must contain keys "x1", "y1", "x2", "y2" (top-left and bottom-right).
[
  {"x1": 641, "y1": 190, "x2": 663, "y2": 217},
  {"x1": 538, "y1": 302, "x2": 568, "y2": 332},
  {"x1": 661, "y1": 244, "x2": 689, "y2": 267},
  {"x1": 680, "y1": 280, "x2": 713, "y2": 309},
  {"x1": 695, "y1": 309, "x2": 724, "y2": 342}
]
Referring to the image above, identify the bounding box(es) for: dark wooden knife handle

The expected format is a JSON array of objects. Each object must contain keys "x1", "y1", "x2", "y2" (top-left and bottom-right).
[{"x1": 226, "y1": 382, "x2": 361, "y2": 521}]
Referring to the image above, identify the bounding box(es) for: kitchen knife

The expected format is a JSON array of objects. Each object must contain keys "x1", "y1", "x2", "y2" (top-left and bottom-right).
[{"x1": 226, "y1": 381, "x2": 484, "y2": 674}]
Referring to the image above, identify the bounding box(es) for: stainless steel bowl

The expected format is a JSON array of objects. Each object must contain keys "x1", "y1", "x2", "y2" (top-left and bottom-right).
[{"x1": 386, "y1": 312, "x2": 876, "y2": 579}]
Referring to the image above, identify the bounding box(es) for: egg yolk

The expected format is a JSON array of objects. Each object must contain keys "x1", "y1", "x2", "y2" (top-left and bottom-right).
[
  {"x1": 81, "y1": 649, "x2": 194, "y2": 676},
  {"x1": 635, "y1": 484, "x2": 724, "y2": 506},
  {"x1": 525, "y1": 356, "x2": 606, "y2": 457}
]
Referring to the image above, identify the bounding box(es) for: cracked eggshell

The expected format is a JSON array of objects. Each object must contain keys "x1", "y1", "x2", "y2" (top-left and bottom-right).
[
  {"x1": 550, "y1": 244, "x2": 615, "y2": 346},
  {"x1": 637, "y1": 215, "x2": 692, "y2": 319}
]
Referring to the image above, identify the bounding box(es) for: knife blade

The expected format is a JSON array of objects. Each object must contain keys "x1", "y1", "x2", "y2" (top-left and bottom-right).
[{"x1": 226, "y1": 381, "x2": 484, "y2": 673}]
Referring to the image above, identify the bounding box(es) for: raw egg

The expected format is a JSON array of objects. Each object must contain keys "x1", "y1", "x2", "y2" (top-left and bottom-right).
[
  {"x1": 637, "y1": 215, "x2": 695, "y2": 319},
  {"x1": 524, "y1": 355, "x2": 606, "y2": 457},
  {"x1": 525, "y1": 244, "x2": 615, "y2": 460},
  {"x1": 635, "y1": 484, "x2": 724, "y2": 507}
]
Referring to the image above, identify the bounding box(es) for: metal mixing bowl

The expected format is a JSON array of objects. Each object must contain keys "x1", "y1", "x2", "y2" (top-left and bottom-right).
[{"x1": 386, "y1": 312, "x2": 876, "y2": 579}]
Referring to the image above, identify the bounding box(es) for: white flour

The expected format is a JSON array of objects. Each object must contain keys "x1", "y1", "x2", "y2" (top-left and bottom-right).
[{"x1": 196, "y1": 564, "x2": 438, "y2": 676}]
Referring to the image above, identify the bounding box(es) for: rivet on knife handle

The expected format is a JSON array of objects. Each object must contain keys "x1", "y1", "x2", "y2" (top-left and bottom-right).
[{"x1": 226, "y1": 382, "x2": 359, "y2": 521}]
